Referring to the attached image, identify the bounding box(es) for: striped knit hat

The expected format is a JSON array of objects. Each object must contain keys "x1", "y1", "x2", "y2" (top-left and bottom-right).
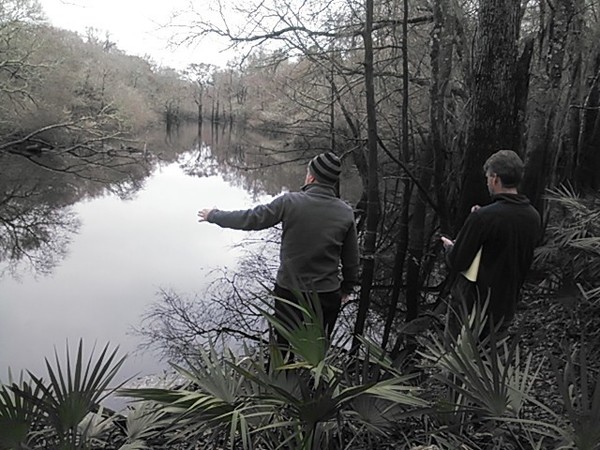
[{"x1": 308, "y1": 152, "x2": 341, "y2": 184}]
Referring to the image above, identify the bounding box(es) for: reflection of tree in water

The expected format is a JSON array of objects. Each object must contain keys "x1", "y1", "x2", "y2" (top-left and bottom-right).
[
  {"x1": 138, "y1": 226, "x2": 359, "y2": 360},
  {"x1": 0, "y1": 124, "x2": 210, "y2": 278},
  {"x1": 180, "y1": 123, "x2": 362, "y2": 203},
  {"x1": 138, "y1": 124, "x2": 363, "y2": 360},
  {"x1": 178, "y1": 141, "x2": 220, "y2": 178},
  {"x1": 0, "y1": 146, "x2": 154, "y2": 278},
  {"x1": 0, "y1": 178, "x2": 79, "y2": 278},
  {"x1": 180, "y1": 124, "x2": 309, "y2": 198},
  {"x1": 137, "y1": 228, "x2": 280, "y2": 361}
]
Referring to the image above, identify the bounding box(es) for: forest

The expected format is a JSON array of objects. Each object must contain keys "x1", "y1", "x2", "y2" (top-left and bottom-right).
[{"x1": 1, "y1": 0, "x2": 600, "y2": 448}]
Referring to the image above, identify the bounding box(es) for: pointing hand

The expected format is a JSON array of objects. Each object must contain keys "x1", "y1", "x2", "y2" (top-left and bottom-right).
[{"x1": 198, "y1": 208, "x2": 214, "y2": 222}]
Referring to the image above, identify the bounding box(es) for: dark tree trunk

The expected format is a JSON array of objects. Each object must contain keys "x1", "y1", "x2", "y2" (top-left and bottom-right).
[
  {"x1": 522, "y1": 0, "x2": 577, "y2": 211},
  {"x1": 455, "y1": 0, "x2": 522, "y2": 229},
  {"x1": 514, "y1": 36, "x2": 534, "y2": 155},
  {"x1": 381, "y1": 182, "x2": 410, "y2": 351},
  {"x1": 352, "y1": 0, "x2": 380, "y2": 348},
  {"x1": 430, "y1": 0, "x2": 454, "y2": 235},
  {"x1": 575, "y1": 45, "x2": 600, "y2": 190},
  {"x1": 400, "y1": 0, "x2": 422, "y2": 324}
]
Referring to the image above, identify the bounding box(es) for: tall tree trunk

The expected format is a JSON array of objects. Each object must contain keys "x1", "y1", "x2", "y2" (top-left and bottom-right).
[
  {"x1": 381, "y1": 181, "x2": 410, "y2": 351},
  {"x1": 430, "y1": 0, "x2": 454, "y2": 235},
  {"x1": 197, "y1": 98, "x2": 203, "y2": 128},
  {"x1": 330, "y1": 60, "x2": 336, "y2": 152},
  {"x1": 405, "y1": 158, "x2": 432, "y2": 321},
  {"x1": 576, "y1": 54, "x2": 600, "y2": 190},
  {"x1": 400, "y1": 0, "x2": 420, "y2": 324},
  {"x1": 514, "y1": 35, "x2": 535, "y2": 155},
  {"x1": 522, "y1": 0, "x2": 576, "y2": 210},
  {"x1": 455, "y1": 0, "x2": 522, "y2": 228},
  {"x1": 552, "y1": 8, "x2": 584, "y2": 188},
  {"x1": 352, "y1": 0, "x2": 380, "y2": 347}
]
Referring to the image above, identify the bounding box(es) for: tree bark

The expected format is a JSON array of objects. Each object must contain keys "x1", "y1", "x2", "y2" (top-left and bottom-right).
[
  {"x1": 381, "y1": 180, "x2": 410, "y2": 351},
  {"x1": 430, "y1": 0, "x2": 454, "y2": 235},
  {"x1": 521, "y1": 0, "x2": 576, "y2": 210},
  {"x1": 352, "y1": 0, "x2": 381, "y2": 348},
  {"x1": 576, "y1": 55, "x2": 600, "y2": 191},
  {"x1": 455, "y1": 0, "x2": 522, "y2": 228}
]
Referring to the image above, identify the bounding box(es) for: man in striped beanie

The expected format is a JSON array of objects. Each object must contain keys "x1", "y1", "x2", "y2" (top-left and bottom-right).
[
  {"x1": 308, "y1": 151, "x2": 342, "y2": 185},
  {"x1": 198, "y1": 152, "x2": 360, "y2": 358}
]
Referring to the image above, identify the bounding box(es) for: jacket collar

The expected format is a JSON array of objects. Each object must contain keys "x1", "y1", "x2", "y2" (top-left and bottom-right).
[
  {"x1": 301, "y1": 182, "x2": 337, "y2": 196},
  {"x1": 491, "y1": 193, "x2": 531, "y2": 206}
]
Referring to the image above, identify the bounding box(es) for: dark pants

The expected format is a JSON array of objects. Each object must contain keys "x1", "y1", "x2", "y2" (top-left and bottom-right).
[
  {"x1": 272, "y1": 284, "x2": 342, "y2": 353},
  {"x1": 446, "y1": 275, "x2": 507, "y2": 342}
]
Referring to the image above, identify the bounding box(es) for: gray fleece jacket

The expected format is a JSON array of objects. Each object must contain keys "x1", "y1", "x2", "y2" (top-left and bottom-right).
[{"x1": 207, "y1": 183, "x2": 360, "y2": 294}]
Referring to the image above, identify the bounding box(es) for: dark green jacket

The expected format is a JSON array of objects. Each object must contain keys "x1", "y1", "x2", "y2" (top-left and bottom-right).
[{"x1": 208, "y1": 183, "x2": 360, "y2": 294}]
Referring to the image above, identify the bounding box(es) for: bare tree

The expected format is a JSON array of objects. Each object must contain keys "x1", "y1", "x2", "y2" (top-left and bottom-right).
[{"x1": 184, "y1": 63, "x2": 215, "y2": 127}]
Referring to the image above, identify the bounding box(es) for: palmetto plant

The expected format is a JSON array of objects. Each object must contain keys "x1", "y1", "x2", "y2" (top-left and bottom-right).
[
  {"x1": 0, "y1": 339, "x2": 126, "y2": 450},
  {"x1": 513, "y1": 344, "x2": 600, "y2": 450},
  {"x1": 551, "y1": 343, "x2": 600, "y2": 450},
  {"x1": 420, "y1": 299, "x2": 544, "y2": 446},
  {"x1": 121, "y1": 294, "x2": 428, "y2": 450},
  {"x1": 535, "y1": 185, "x2": 600, "y2": 299},
  {"x1": 115, "y1": 401, "x2": 169, "y2": 450},
  {"x1": 0, "y1": 372, "x2": 45, "y2": 450}
]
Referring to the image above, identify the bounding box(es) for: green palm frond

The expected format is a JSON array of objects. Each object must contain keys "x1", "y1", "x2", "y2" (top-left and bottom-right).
[
  {"x1": 552, "y1": 344, "x2": 600, "y2": 449},
  {"x1": 122, "y1": 290, "x2": 429, "y2": 450},
  {"x1": 6, "y1": 339, "x2": 127, "y2": 450},
  {"x1": 78, "y1": 406, "x2": 115, "y2": 447},
  {"x1": 121, "y1": 402, "x2": 167, "y2": 442},
  {"x1": 581, "y1": 285, "x2": 600, "y2": 302},
  {"x1": 348, "y1": 395, "x2": 403, "y2": 435},
  {"x1": 536, "y1": 186, "x2": 600, "y2": 292},
  {"x1": 27, "y1": 340, "x2": 126, "y2": 435},
  {"x1": 119, "y1": 442, "x2": 149, "y2": 450},
  {"x1": 491, "y1": 344, "x2": 600, "y2": 450},
  {"x1": 121, "y1": 342, "x2": 269, "y2": 450},
  {"x1": 0, "y1": 372, "x2": 44, "y2": 450},
  {"x1": 255, "y1": 293, "x2": 329, "y2": 368},
  {"x1": 569, "y1": 237, "x2": 600, "y2": 254},
  {"x1": 421, "y1": 301, "x2": 541, "y2": 419}
]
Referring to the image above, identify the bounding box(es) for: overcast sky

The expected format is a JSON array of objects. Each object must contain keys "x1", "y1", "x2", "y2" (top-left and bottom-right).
[{"x1": 40, "y1": 0, "x2": 233, "y2": 69}]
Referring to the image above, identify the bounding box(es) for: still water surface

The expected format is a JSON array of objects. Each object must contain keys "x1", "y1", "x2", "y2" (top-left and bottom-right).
[{"x1": 0, "y1": 128, "x2": 288, "y2": 403}]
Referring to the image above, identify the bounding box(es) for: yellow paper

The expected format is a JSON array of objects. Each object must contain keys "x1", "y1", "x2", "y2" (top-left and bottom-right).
[{"x1": 461, "y1": 247, "x2": 482, "y2": 282}]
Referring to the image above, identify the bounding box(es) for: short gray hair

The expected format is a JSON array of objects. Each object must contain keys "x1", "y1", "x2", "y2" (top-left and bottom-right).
[{"x1": 483, "y1": 150, "x2": 524, "y2": 188}]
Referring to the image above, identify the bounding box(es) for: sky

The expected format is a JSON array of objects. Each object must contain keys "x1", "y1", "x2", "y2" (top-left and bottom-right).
[{"x1": 40, "y1": 0, "x2": 234, "y2": 70}]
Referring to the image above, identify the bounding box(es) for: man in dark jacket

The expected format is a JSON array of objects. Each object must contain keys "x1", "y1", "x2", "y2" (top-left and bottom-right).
[
  {"x1": 198, "y1": 152, "x2": 360, "y2": 349},
  {"x1": 441, "y1": 150, "x2": 541, "y2": 333}
]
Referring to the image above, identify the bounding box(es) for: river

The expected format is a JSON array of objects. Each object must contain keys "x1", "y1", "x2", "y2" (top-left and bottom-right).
[
  {"x1": 0, "y1": 123, "x2": 361, "y2": 410},
  {"x1": 0, "y1": 124, "x2": 298, "y2": 404}
]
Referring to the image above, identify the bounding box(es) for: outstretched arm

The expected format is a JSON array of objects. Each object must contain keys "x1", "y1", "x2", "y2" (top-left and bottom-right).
[{"x1": 197, "y1": 195, "x2": 286, "y2": 231}]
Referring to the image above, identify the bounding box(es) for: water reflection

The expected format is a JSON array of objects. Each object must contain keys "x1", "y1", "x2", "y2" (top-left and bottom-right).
[
  {"x1": 0, "y1": 122, "x2": 327, "y2": 407},
  {"x1": 183, "y1": 123, "x2": 310, "y2": 197},
  {"x1": 0, "y1": 157, "x2": 80, "y2": 277},
  {"x1": 0, "y1": 123, "x2": 312, "y2": 279}
]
